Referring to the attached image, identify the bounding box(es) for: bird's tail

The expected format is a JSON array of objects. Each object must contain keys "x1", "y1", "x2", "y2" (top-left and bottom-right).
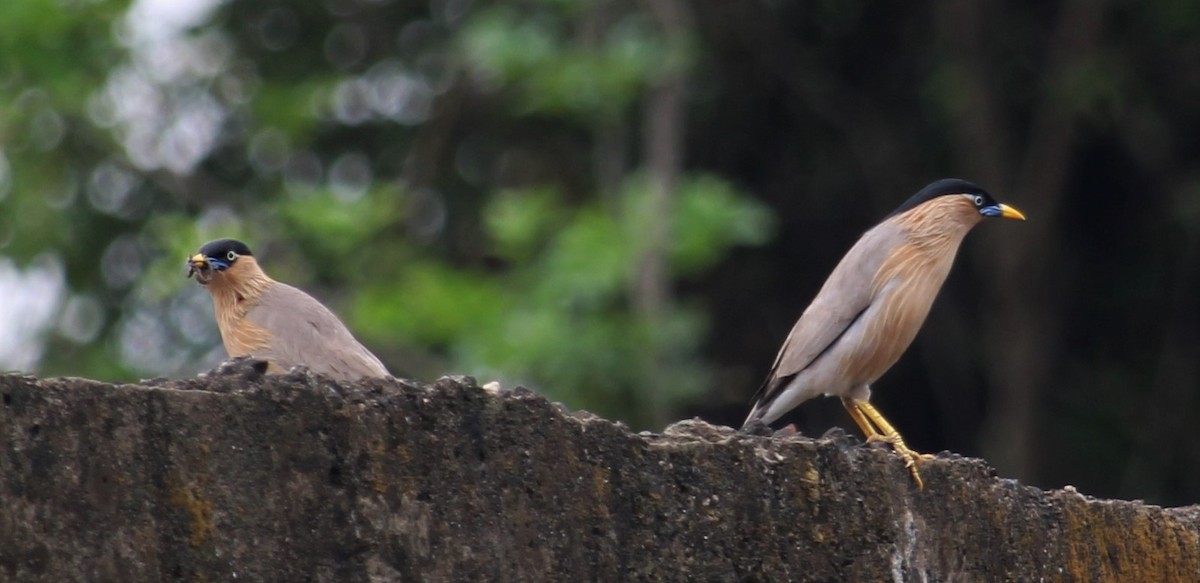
[
  {"x1": 741, "y1": 400, "x2": 767, "y2": 430},
  {"x1": 740, "y1": 375, "x2": 778, "y2": 430}
]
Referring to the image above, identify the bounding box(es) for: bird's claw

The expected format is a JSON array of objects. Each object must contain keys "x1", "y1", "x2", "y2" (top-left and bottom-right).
[
  {"x1": 905, "y1": 460, "x2": 925, "y2": 490},
  {"x1": 865, "y1": 433, "x2": 932, "y2": 489},
  {"x1": 208, "y1": 356, "x2": 270, "y2": 378}
]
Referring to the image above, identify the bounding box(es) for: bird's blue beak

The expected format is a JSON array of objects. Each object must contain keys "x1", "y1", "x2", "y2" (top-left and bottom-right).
[{"x1": 980, "y1": 203, "x2": 1026, "y2": 220}]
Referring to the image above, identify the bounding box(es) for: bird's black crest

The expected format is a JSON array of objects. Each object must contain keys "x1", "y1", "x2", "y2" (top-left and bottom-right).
[
  {"x1": 198, "y1": 239, "x2": 254, "y2": 258},
  {"x1": 886, "y1": 178, "x2": 994, "y2": 218}
]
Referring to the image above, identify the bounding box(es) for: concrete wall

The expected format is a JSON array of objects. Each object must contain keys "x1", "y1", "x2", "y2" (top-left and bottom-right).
[{"x1": 1, "y1": 365, "x2": 1197, "y2": 581}]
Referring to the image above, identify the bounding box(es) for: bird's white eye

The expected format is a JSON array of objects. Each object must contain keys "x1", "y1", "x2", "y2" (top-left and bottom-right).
[
  {"x1": 226, "y1": 251, "x2": 238, "y2": 262},
  {"x1": 973, "y1": 195, "x2": 984, "y2": 206}
]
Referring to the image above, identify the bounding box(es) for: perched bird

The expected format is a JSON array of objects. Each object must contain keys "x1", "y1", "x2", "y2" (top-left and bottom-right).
[
  {"x1": 186, "y1": 239, "x2": 390, "y2": 381},
  {"x1": 742, "y1": 179, "x2": 1025, "y2": 488}
]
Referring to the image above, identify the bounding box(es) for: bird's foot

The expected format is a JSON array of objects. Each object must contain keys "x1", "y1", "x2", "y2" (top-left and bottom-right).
[
  {"x1": 866, "y1": 433, "x2": 934, "y2": 489},
  {"x1": 740, "y1": 418, "x2": 774, "y2": 436},
  {"x1": 208, "y1": 356, "x2": 270, "y2": 379}
]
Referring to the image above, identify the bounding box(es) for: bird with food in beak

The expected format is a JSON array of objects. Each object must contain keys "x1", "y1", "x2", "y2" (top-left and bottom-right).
[{"x1": 188, "y1": 239, "x2": 390, "y2": 381}]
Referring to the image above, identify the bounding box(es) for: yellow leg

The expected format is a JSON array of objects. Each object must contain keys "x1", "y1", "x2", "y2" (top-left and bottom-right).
[
  {"x1": 840, "y1": 398, "x2": 882, "y2": 440},
  {"x1": 842, "y1": 398, "x2": 933, "y2": 490}
]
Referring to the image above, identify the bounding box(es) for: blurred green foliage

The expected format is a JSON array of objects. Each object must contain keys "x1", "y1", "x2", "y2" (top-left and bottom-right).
[
  {"x1": 0, "y1": 0, "x2": 771, "y2": 429},
  {"x1": 350, "y1": 175, "x2": 771, "y2": 425},
  {"x1": 6, "y1": 0, "x2": 1200, "y2": 505},
  {"x1": 461, "y1": 5, "x2": 671, "y2": 119}
]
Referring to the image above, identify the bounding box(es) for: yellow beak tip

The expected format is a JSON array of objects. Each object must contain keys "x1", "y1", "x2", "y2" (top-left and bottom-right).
[{"x1": 999, "y1": 204, "x2": 1026, "y2": 221}]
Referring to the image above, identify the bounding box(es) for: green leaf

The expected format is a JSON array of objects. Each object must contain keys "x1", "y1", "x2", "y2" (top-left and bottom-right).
[
  {"x1": 484, "y1": 187, "x2": 564, "y2": 262},
  {"x1": 671, "y1": 174, "x2": 774, "y2": 274},
  {"x1": 276, "y1": 187, "x2": 397, "y2": 257},
  {"x1": 353, "y1": 260, "x2": 509, "y2": 345},
  {"x1": 536, "y1": 208, "x2": 632, "y2": 306}
]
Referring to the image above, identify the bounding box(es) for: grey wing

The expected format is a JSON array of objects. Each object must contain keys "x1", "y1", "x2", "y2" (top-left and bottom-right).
[
  {"x1": 246, "y1": 283, "x2": 390, "y2": 380},
  {"x1": 750, "y1": 223, "x2": 904, "y2": 406}
]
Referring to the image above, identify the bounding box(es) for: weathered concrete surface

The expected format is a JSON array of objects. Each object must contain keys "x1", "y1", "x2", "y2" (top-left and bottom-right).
[{"x1": 0, "y1": 366, "x2": 1197, "y2": 582}]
